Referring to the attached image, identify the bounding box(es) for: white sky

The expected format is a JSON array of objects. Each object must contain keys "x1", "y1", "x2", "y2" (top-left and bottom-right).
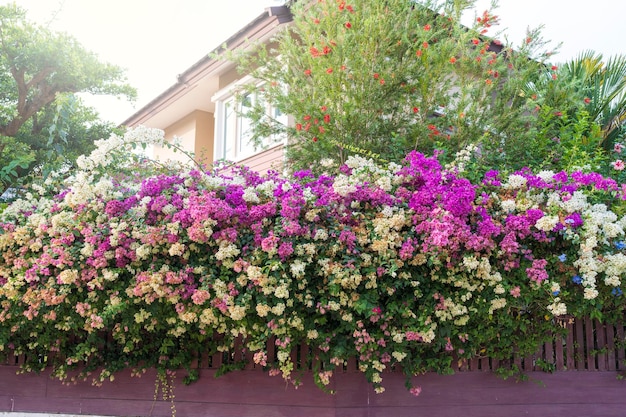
[{"x1": 3, "y1": 0, "x2": 626, "y2": 125}]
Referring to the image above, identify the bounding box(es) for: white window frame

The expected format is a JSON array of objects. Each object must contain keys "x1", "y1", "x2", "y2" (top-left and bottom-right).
[{"x1": 212, "y1": 75, "x2": 288, "y2": 162}]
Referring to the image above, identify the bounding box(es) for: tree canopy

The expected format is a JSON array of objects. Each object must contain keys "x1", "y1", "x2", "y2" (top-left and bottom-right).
[
  {"x1": 234, "y1": 0, "x2": 553, "y2": 174},
  {"x1": 0, "y1": 4, "x2": 135, "y2": 195}
]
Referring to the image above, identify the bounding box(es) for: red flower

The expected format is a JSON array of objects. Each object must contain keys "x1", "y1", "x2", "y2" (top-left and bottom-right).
[
  {"x1": 346, "y1": 4, "x2": 354, "y2": 12},
  {"x1": 373, "y1": 73, "x2": 380, "y2": 79},
  {"x1": 422, "y1": 41, "x2": 429, "y2": 49},
  {"x1": 295, "y1": 123, "x2": 303, "y2": 131},
  {"x1": 326, "y1": 68, "x2": 333, "y2": 74},
  {"x1": 584, "y1": 97, "x2": 591, "y2": 104},
  {"x1": 304, "y1": 69, "x2": 312, "y2": 76},
  {"x1": 416, "y1": 49, "x2": 423, "y2": 57},
  {"x1": 313, "y1": 18, "x2": 320, "y2": 24},
  {"x1": 303, "y1": 115, "x2": 311, "y2": 121},
  {"x1": 449, "y1": 57, "x2": 457, "y2": 64},
  {"x1": 321, "y1": 105, "x2": 328, "y2": 112},
  {"x1": 423, "y1": 24, "x2": 431, "y2": 31},
  {"x1": 339, "y1": 1, "x2": 345, "y2": 10},
  {"x1": 412, "y1": 107, "x2": 419, "y2": 113},
  {"x1": 345, "y1": 22, "x2": 352, "y2": 29},
  {"x1": 379, "y1": 79, "x2": 385, "y2": 85},
  {"x1": 472, "y1": 38, "x2": 480, "y2": 45},
  {"x1": 551, "y1": 65, "x2": 558, "y2": 71},
  {"x1": 427, "y1": 124, "x2": 436, "y2": 131},
  {"x1": 323, "y1": 114, "x2": 331, "y2": 123},
  {"x1": 304, "y1": 122, "x2": 311, "y2": 131},
  {"x1": 318, "y1": 126, "x2": 325, "y2": 133},
  {"x1": 313, "y1": 137, "x2": 318, "y2": 142},
  {"x1": 323, "y1": 45, "x2": 332, "y2": 55}
]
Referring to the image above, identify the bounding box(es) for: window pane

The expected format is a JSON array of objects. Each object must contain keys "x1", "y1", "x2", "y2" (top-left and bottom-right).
[
  {"x1": 238, "y1": 93, "x2": 255, "y2": 157},
  {"x1": 222, "y1": 101, "x2": 235, "y2": 159}
]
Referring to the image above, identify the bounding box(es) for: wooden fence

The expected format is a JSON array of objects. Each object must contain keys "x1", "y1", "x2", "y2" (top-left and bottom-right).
[{"x1": 1, "y1": 317, "x2": 625, "y2": 417}]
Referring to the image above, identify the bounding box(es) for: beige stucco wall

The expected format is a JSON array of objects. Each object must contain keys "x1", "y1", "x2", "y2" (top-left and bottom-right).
[
  {"x1": 192, "y1": 110, "x2": 214, "y2": 167},
  {"x1": 218, "y1": 66, "x2": 241, "y2": 90},
  {"x1": 154, "y1": 110, "x2": 214, "y2": 167}
]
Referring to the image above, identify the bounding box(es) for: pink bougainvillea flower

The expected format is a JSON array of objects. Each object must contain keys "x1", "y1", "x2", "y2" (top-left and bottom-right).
[
  {"x1": 612, "y1": 160, "x2": 625, "y2": 171},
  {"x1": 510, "y1": 286, "x2": 521, "y2": 298}
]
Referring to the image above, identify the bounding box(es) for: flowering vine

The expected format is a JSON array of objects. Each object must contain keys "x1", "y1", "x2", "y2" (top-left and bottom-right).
[{"x1": 1, "y1": 128, "x2": 625, "y2": 395}]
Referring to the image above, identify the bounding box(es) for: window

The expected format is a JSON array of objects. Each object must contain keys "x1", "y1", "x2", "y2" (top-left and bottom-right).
[{"x1": 213, "y1": 76, "x2": 288, "y2": 162}]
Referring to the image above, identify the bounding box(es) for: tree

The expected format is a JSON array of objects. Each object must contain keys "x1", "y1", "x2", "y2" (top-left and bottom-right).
[
  {"x1": 541, "y1": 51, "x2": 626, "y2": 149},
  {"x1": 234, "y1": 0, "x2": 551, "y2": 174},
  {"x1": 0, "y1": 4, "x2": 136, "y2": 194}
]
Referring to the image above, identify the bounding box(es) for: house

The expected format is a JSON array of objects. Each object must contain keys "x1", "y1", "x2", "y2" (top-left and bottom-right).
[{"x1": 122, "y1": 5, "x2": 293, "y2": 173}]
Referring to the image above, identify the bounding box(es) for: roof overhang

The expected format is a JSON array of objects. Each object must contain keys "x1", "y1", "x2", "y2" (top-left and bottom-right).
[{"x1": 122, "y1": 6, "x2": 293, "y2": 129}]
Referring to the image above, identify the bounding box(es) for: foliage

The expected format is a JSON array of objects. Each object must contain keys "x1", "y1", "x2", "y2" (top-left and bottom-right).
[
  {"x1": 0, "y1": 135, "x2": 34, "y2": 193},
  {"x1": 0, "y1": 4, "x2": 135, "y2": 136},
  {"x1": 0, "y1": 4, "x2": 136, "y2": 194},
  {"x1": 529, "y1": 50, "x2": 626, "y2": 150},
  {"x1": 232, "y1": 0, "x2": 552, "y2": 175},
  {"x1": 1, "y1": 128, "x2": 626, "y2": 395}
]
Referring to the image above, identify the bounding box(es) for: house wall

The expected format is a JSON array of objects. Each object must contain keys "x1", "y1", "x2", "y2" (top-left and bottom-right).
[
  {"x1": 238, "y1": 144, "x2": 285, "y2": 174},
  {"x1": 193, "y1": 110, "x2": 214, "y2": 166},
  {"x1": 155, "y1": 110, "x2": 214, "y2": 167},
  {"x1": 218, "y1": 66, "x2": 241, "y2": 90}
]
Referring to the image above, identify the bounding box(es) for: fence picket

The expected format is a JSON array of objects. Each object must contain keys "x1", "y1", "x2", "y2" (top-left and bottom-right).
[
  {"x1": 555, "y1": 332, "x2": 564, "y2": 370},
  {"x1": 576, "y1": 319, "x2": 586, "y2": 370},
  {"x1": 617, "y1": 323, "x2": 625, "y2": 370},
  {"x1": 585, "y1": 318, "x2": 596, "y2": 370},
  {"x1": 595, "y1": 320, "x2": 607, "y2": 371},
  {"x1": 566, "y1": 321, "x2": 575, "y2": 370},
  {"x1": 606, "y1": 323, "x2": 616, "y2": 371}
]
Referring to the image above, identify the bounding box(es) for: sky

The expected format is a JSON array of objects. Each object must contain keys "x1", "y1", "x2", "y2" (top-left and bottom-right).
[{"x1": 3, "y1": 0, "x2": 626, "y2": 125}]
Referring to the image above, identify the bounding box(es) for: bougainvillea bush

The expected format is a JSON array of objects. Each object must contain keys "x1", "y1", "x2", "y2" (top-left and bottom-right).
[{"x1": 1, "y1": 127, "x2": 626, "y2": 394}]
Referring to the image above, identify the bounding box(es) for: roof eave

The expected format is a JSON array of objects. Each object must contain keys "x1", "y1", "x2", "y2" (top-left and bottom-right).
[{"x1": 121, "y1": 5, "x2": 293, "y2": 128}]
